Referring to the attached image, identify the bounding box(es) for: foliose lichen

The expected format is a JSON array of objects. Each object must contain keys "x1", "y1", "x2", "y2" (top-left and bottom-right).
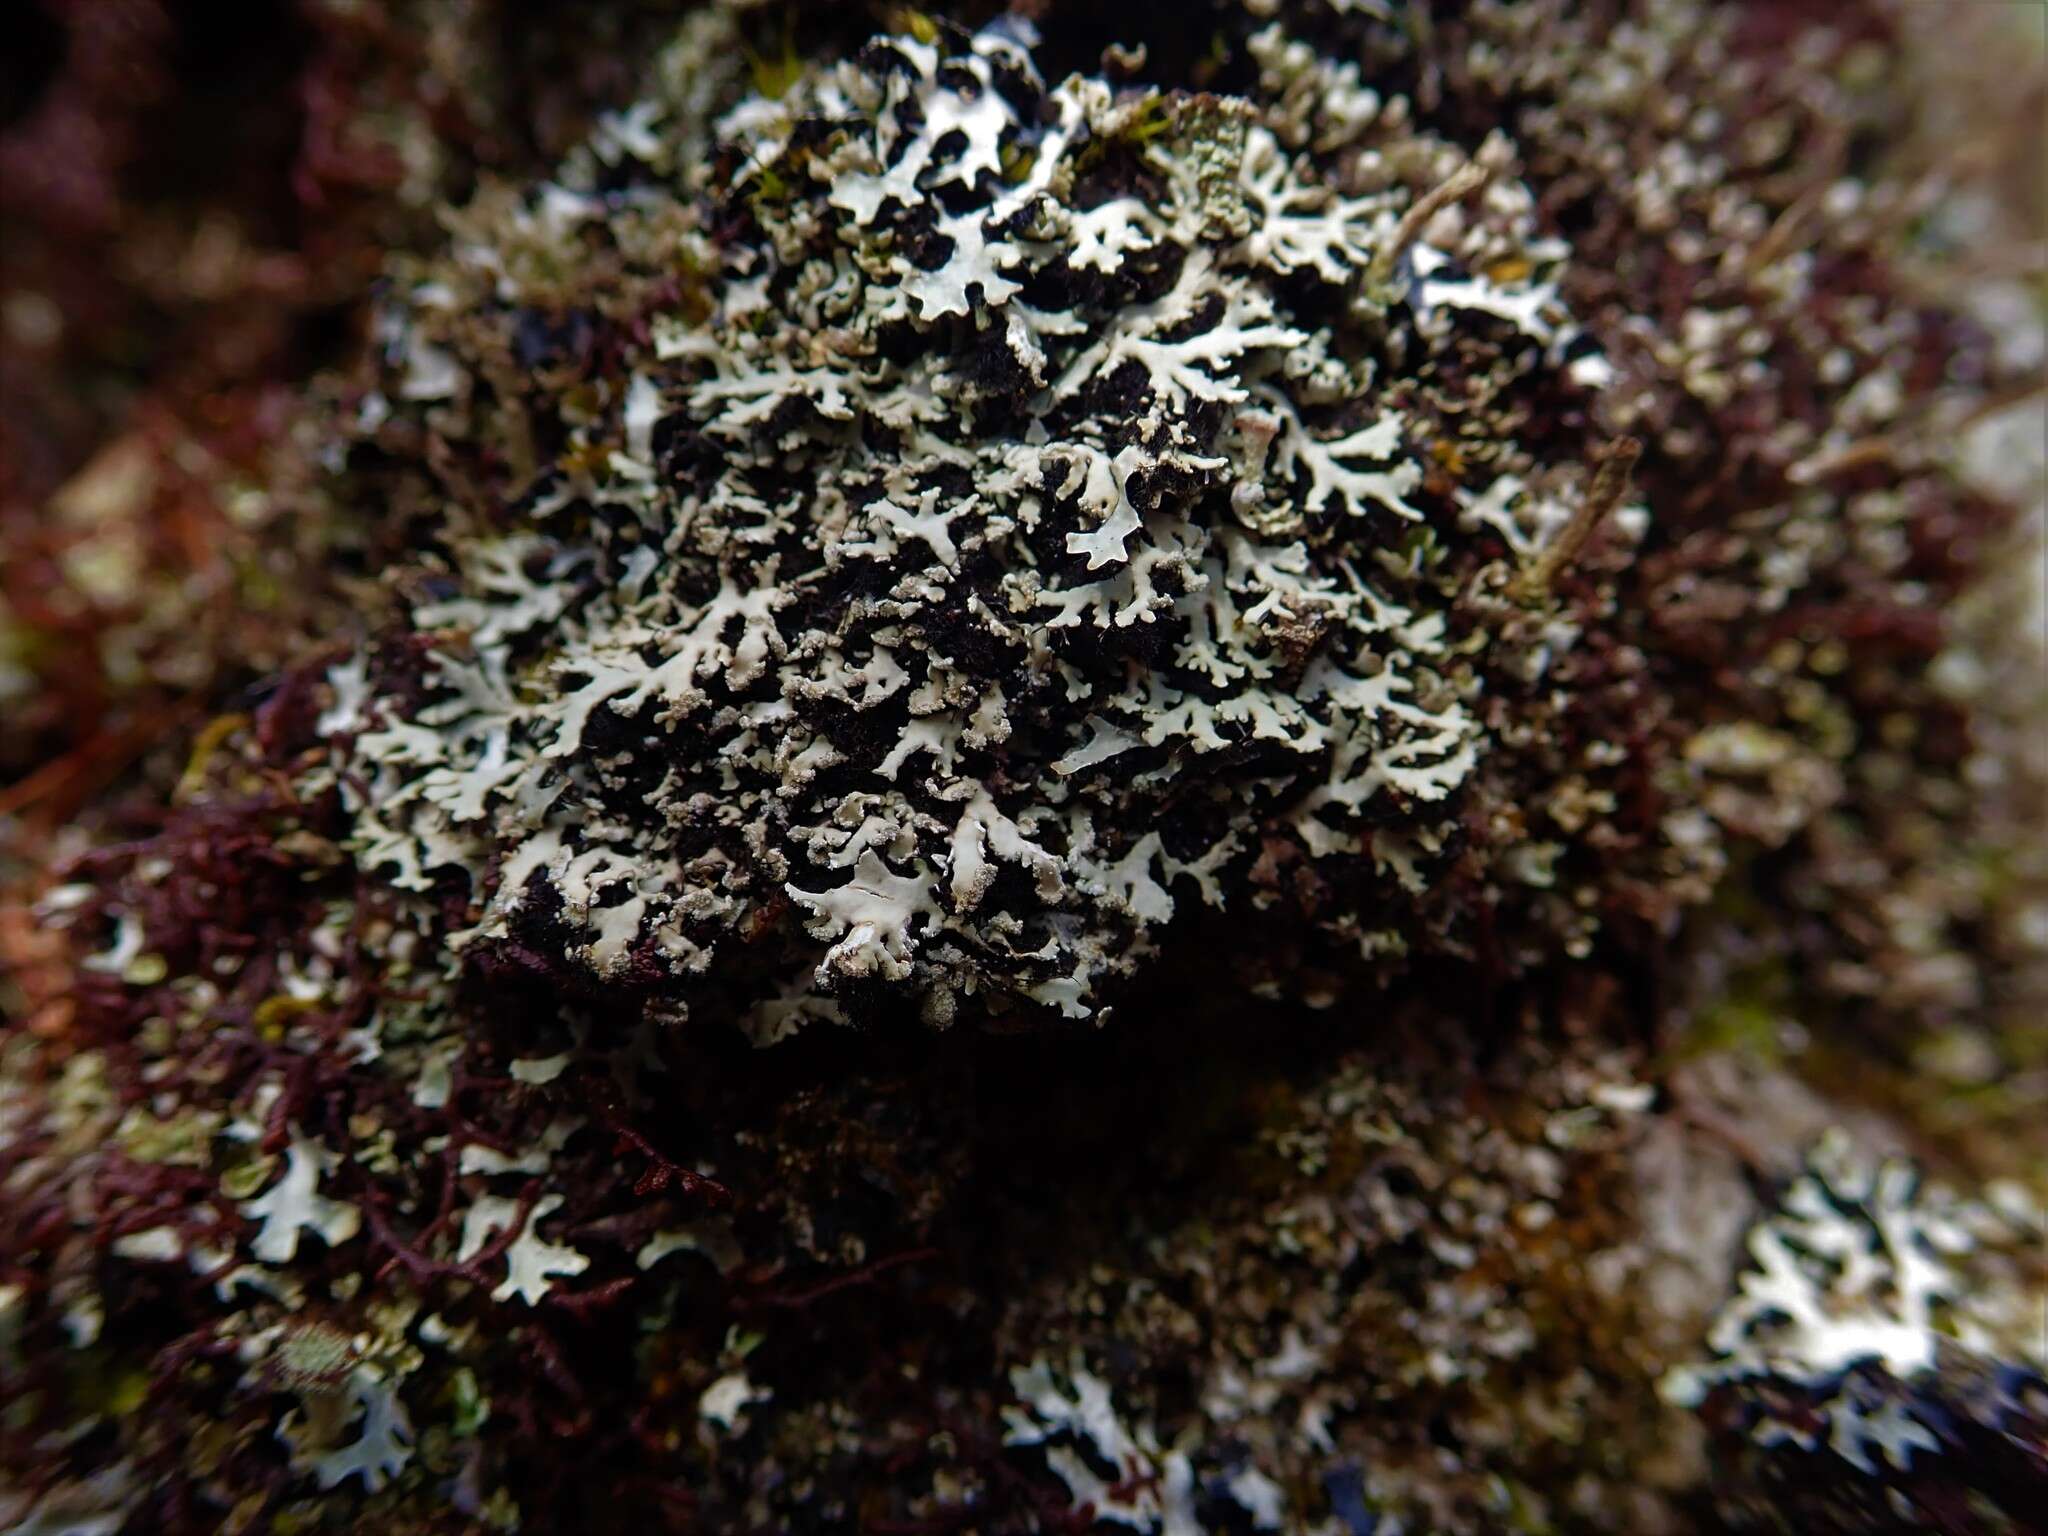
[
  {"x1": 331, "y1": 15, "x2": 1620, "y2": 1033},
  {"x1": 1666, "y1": 1131, "x2": 2047, "y2": 1534}
]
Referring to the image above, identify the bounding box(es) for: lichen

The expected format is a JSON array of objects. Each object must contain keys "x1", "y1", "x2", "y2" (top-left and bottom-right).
[
  {"x1": 329, "y1": 16, "x2": 1616, "y2": 1032},
  {"x1": 1666, "y1": 1132, "x2": 2047, "y2": 1532}
]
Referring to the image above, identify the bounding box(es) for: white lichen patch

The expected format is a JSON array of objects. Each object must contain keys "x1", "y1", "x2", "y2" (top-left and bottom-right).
[
  {"x1": 456, "y1": 1194, "x2": 591, "y2": 1306},
  {"x1": 698, "y1": 1369, "x2": 771, "y2": 1435},
  {"x1": 332, "y1": 19, "x2": 1610, "y2": 1032},
  {"x1": 278, "y1": 1365, "x2": 416, "y2": 1493},
  {"x1": 1003, "y1": 1355, "x2": 1286, "y2": 1534},
  {"x1": 1665, "y1": 1130, "x2": 2048, "y2": 1475},
  {"x1": 240, "y1": 1132, "x2": 363, "y2": 1266}
]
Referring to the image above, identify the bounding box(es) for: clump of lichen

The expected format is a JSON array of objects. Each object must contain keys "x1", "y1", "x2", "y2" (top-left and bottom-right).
[
  {"x1": 331, "y1": 14, "x2": 1629, "y2": 1034},
  {"x1": 1666, "y1": 1132, "x2": 2046, "y2": 1533}
]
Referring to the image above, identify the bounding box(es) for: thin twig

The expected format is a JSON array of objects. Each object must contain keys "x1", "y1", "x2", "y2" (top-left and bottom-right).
[
  {"x1": 1513, "y1": 437, "x2": 1641, "y2": 600},
  {"x1": 735, "y1": 1246, "x2": 941, "y2": 1312},
  {"x1": 1368, "y1": 162, "x2": 1493, "y2": 287}
]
